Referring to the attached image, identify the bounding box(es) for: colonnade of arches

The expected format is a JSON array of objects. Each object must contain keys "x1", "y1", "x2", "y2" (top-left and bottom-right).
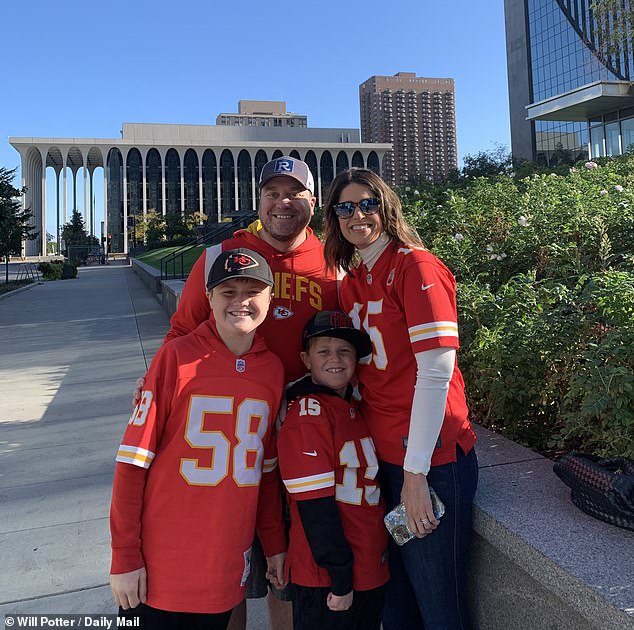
[
  {"x1": 19, "y1": 145, "x2": 105, "y2": 256},
  {"x1": 18, "y1": 145, "x2": 383, "y2": 255}
]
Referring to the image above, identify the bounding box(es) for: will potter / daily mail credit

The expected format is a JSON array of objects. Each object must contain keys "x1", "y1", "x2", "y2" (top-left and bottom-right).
[{"x1": 4, "y1": 615, "x2": 139, "y2": 629}]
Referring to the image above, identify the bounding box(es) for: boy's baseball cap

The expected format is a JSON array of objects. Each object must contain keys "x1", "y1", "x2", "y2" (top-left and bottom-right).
[
  {"x1": 258, "y1": 156, "x2": 315, "y2": 194},
  {"x1": 302, "y1": 311, "x2": 373, "y2": 359},
  {"x1": 206, "y1": 248, "x2": 274, "y2": 291}
]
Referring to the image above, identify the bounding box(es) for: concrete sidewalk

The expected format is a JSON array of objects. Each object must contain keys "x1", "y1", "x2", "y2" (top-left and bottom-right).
[{"x1": 0, "y1": 262, "x2": 269, "y2": 627}]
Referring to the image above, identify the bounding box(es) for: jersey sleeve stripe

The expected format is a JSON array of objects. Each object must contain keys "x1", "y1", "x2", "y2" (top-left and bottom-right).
[
  {"x1": 116, "y1": 445, "x2": 155, "y2": 468},
  {"x1": 283, "y1": 471, "x2": 335, "y2": 494},
  {"x1": 409, "y1": 321, "x2": 459, "y2": 343},
  {"x1": 263, "y1": 457, "x2": 278, "y2": 473}
]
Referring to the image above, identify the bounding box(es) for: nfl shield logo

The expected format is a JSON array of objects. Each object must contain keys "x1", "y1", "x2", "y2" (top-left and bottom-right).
[{"x1": 236, "y1": 359, "x2": 246, "y2": 373}]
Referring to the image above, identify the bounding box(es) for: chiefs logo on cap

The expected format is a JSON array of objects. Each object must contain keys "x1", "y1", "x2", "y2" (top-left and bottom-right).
[
  {"x1": 224, "y1": 253, "x2": 258, "y2": 272},
  {"x1": 329, "y1": 312, "x2": 353, "y2": 329}
]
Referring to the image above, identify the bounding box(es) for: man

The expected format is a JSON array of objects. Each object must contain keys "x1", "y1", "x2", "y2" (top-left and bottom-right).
[
  {"x1": 167, "y1": 156, "x2": 339, "y2": 383},
  {"x1": 147, "y1": 156, "x2": 339, "y2": 630}
]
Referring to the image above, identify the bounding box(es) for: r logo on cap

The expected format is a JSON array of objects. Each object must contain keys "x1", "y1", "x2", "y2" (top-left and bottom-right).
[{"x1": 274, "y1": 158, "x2": 294, "y2": 174}]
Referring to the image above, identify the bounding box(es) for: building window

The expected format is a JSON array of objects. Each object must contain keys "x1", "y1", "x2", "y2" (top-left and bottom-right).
[
  {"x1": 590, "y1": 125, "x2": 605, "y2": 158},
  {"x1": 605, "y1": 121, "x2": 621, "y2": 156},
  {"x1": 621, "y1": 117, "x2": 634, "y2": 152}
]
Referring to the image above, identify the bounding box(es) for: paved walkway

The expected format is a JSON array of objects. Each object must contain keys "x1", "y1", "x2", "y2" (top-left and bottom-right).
[{"x1": 0, "y1": 262, "x2": 269, "y2": 627}]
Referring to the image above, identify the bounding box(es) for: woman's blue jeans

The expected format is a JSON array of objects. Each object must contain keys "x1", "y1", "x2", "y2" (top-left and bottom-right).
[{"x1": 378, "y1": 447, "x2": 478, "y2": 630}]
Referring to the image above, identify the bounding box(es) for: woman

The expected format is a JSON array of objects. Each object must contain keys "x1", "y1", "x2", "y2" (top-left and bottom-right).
[{"x1": 323, "y1": 168, "x2": 478, "y2": 630}]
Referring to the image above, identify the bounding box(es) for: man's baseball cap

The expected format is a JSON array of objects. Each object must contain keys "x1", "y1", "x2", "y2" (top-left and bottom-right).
[
  {"x1": 206, "y1": 248, "x2": 274, "y2": 291},
  {"x1": 302, "y1": 311, "x2": 373, "y2": 359},
  {"x1": 258, "y1": 156, "x2": 315, "y2": 194}
]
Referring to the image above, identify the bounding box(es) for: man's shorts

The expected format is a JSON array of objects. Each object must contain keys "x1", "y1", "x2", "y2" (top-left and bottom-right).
[{"x1": 246, "y1": 535, "x2": 291, "y2": 601}]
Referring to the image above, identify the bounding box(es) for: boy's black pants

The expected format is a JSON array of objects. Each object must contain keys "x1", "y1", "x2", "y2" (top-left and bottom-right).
[
  {"x1": 119, "y1": 603, "x2": 232, "y2": 630},
  {"x1": 290, "y1": 584, "x2": 385, "y2": 630}
]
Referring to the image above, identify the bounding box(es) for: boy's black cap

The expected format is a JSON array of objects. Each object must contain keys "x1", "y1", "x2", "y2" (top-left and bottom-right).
[
  {"x1": 302, "y1": 311, "x2": 373, "y2": 358},
  {"x1": 206, "y1": 248, "x2": 274, "y2": 290}
]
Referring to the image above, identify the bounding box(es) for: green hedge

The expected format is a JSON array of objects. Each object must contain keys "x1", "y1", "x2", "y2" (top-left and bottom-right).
[
  {"x1": 402, "y1": 155, "x2": 634, "y2": 458},
  {"x1": 38, "y1": 261, "x2": 78, "y2": 281}
]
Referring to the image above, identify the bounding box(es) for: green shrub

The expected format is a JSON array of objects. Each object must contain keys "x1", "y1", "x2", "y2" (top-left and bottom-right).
[
  {"x1": 403, "y1": 155, "x2": 634, "y2": 458},
  {"x1": 37, "y1": 260, "x2": 78, "y2": 280},
  {"x1": 61, "y1": 262, "x2": 78, "y2": 279},
  {"x1": 38, "y1": 261, "x2": 63, "y2": 280}
]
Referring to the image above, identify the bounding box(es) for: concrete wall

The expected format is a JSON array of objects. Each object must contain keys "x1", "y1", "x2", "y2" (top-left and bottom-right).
[
  {"x1": 161, "y1": 280, "x2": 184, "y2": 319},
  {"x1": 130, "y1": 259, "x2": 162, "y2": 295},
  {"x1": 471, "y1": 425, "x2": 634, "y2": 630},
  {"x1": 122, "y1": 122, "x2": 361, "y2": 144}
]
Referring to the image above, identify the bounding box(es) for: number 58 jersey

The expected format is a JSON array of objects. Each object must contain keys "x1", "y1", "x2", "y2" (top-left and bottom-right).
[
  {"x1": 277, "y1": 389, "x2": 389, "y2": 591},
  {"x1": 111, "y1": 320, "x2": 285, "y2": 614}
]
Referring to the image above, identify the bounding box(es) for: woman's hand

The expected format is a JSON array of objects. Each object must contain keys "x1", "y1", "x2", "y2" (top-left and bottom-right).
[
  {"x1": 401, "y1": 470, "x2": 439, "y2": 537},
  {"x1": 327, "y1": 590, "x2": 353, "y2": 611},
  {"x1": 110, "y1": 567, "x2": 147, "y2": 609}
]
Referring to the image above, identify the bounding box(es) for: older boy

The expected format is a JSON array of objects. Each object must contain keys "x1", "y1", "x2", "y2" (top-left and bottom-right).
[
  {"x1": 110, "y1": 248, "x2": 286, "y2": 630},
  {"x1": 277, "y1": 311, "x2": 389, "y2": 630},
  {"x1": 135, "y1": 156, "x2": 340, "y2": 630}
]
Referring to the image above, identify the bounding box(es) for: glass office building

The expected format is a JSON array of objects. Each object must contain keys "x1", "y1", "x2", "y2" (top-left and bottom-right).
[{"x1": 505, "y1": 0, "x2": 634, "y2": 163}]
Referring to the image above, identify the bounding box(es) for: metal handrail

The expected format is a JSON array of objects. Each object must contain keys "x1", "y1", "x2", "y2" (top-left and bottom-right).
[
  {"x1": 160, "y1": 213, "x2": 259, "y2": 280},
  {"x1": 16, "y1": 263, "x2": 41, "y2": 282}
]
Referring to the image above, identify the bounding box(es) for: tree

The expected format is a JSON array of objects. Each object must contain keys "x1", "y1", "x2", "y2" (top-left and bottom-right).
[
  {"x1": 60, "y1": 209, "x2": 98, "y2": 263},
  {"x1": 46, "y1": 231, "x2": 57, "y2": 255},
  {"x1": 138, "y1": 209, "x2": 166, "y2": 249},
  {"x1": 589, "y1": 0, "x2": 634, "y2": 74},
  {"x1": 460, "y1": 145, "x2": 513, "y2": 179},
  {"x1": 61, "y1": 209, "x2": 90, "y2": 246},
  {"x1": 164, "y1": 211, "x2": 191, "y2": 242},
  {"x1": 0, "y1": 167, "x2": 37, "y2": 283}
]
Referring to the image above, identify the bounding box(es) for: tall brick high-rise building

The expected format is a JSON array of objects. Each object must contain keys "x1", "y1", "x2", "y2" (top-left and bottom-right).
[{"x1": 359, "y1": 72, "x2": 458, "y2": 185}]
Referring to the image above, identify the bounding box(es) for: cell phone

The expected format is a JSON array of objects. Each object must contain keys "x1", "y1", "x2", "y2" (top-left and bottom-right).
[{"x1": 384, "y1": 486, "x2": 445, "y2": 546}]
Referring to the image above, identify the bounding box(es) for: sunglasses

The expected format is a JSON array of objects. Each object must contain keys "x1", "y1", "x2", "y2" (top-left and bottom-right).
[{"x1": 333, "y1": 198, "x2": 380, "y2": 218}]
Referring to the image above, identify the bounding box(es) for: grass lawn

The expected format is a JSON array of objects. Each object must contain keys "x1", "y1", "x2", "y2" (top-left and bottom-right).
[
  {"x1": 136, "y1": 245, "x2": 205, "y2": 275},
  {"x1": 0, "y1": 279, "x2": 35, "y2": 295}
]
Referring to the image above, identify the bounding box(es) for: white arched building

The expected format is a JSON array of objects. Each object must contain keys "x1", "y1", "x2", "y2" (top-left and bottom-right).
[{"x1": 10, "y1": 123, "x2": 391, "y2": 255}]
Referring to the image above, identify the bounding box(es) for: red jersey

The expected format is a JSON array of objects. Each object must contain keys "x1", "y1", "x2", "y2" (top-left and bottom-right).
[
  {"x1": 339, "y1": 242, "x2": 476, "y2": 467},
  {"x1": 278, "y1": 388, "x2": 389, "y2": 591},
  {"x1": 166, "y1": 223, "x2": 339, "y2": 381},
  {"x1": 110, "y1": 320, "x2": 286, "y2": 613}
]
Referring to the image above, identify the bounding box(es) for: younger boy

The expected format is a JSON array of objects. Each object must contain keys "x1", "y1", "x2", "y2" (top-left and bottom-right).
[
  {"x1": 110, "y1": 248, "x2": 287, "y2": 630},
  {"x1": 277, "y1": 311, "x2": 389, "y2": 630}
]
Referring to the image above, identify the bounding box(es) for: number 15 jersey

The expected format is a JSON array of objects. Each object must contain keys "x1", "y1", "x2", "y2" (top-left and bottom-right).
[
  {"x1": 278, "y1": 389, "x2": 389, "y2": 591},
  {"x1": 340, "y1": 242, "x2": 476, "y2": 468}
]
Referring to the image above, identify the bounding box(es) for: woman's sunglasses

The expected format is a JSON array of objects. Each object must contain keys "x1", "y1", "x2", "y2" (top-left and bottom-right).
[{"x1": 333, "y1": 198, "x2": 380, "y2": 219}]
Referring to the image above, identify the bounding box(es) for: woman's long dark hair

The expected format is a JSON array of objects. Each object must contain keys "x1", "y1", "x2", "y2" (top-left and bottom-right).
[{"x1": 323, "y1": 168, "x2": 424, "y2": 272}]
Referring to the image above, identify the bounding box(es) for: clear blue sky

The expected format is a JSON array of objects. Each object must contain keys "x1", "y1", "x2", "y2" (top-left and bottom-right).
[{"x1": 1, "y1": 0, "x2": 511, "y2": 237}]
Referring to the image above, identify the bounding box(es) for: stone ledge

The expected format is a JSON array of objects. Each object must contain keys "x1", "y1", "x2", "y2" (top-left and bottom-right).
[
  {"x1": 471, "y1": 424, "x2": 634, "y2": 630},
  {"x1": 161, "y1": 280, "x2": 185, "y2": 318},
  {"x1": 130, "y1": 258, "x2": 162, "y2": 294}
]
